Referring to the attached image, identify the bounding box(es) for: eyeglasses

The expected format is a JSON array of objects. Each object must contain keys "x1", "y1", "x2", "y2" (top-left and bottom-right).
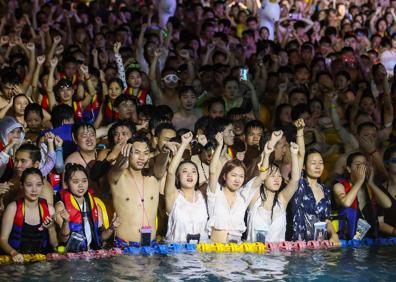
[{"x1": 162, "y1": 74, "x2": 180, "y2": 83}]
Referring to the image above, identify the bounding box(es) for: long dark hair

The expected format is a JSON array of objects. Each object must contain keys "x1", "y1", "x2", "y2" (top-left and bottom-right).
[{"x1": 259, "y1": 163, "x2": 282, "y2": 222}]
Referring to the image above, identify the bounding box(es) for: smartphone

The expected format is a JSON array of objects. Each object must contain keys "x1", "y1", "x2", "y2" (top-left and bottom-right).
[{"x1": 239, "y1": 67, "x2": 248, "y2": 81}]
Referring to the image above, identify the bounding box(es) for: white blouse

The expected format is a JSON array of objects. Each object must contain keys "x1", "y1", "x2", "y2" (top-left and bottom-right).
[
  {"x1": 206, "y1": 178, "x2": 257, "y2": 241},
  {"x1": 246, "y1": 197, "x2": 287, "y2": 243},
  {"x1": 166, "y1": 191, "x2": 208, "y2": 243}
]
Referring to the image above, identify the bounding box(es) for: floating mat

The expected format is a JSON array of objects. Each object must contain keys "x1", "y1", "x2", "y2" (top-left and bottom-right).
[{"x1": 1, "y1": 237, "x2": 396, "y2": 264}]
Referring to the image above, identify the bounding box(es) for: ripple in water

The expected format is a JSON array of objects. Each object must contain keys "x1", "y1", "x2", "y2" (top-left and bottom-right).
[{"x1": 1, "y1": 246, "x2": 396, "y2": 281}]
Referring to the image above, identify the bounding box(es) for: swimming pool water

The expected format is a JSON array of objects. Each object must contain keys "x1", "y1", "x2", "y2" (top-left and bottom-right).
[{"x1": 1, "y1": 246, "x2": 395, "y2": 281}]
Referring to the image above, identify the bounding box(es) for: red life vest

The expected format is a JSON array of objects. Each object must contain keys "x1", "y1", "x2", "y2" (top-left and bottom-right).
[
  {"x1": 104, "y1": 100, "x2": 119, "y2": 124},
  {"x1": 59, "y1": 189, "x2": 101, "y2": 250},
  {"x1": 124, "y1": 87, "x2": 149, "y2": 105},
  {"x1": 41, "y1": 95, "x2": 50, "y2": 111},
  {"x1": 227, "y1": 146, "x2": 236, "y2": 160},
  {"x1": 73, "y1": 101, "x2": 83, "y2": 121},
  {"x1": 9, "y1": 198, "x2": 50, "y2": 250}
]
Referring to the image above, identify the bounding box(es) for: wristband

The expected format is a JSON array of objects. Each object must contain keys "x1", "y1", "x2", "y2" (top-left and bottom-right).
[{"x1": 260, "y1": 167, "x2": 269, "y2": 173}]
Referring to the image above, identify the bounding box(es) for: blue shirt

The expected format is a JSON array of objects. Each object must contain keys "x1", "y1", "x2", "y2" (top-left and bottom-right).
[{"x1": 41, "y1": 124, "x2": 76, "y2": 160}]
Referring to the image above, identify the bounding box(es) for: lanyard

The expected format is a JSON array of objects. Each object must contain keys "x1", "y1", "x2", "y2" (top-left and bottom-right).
[{"x1": 131, "y1": 176, "x2": 150, "y2": 227}]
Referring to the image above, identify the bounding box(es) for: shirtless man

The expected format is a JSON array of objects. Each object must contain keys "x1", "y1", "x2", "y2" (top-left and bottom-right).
[
  {"x1": 108, "y1": 134, "x2": 167, "y2": 246},
  {"x1": 65, "y1": 123, "x2": 97, "y2": 168},
  {"x1": 172, "y1": 86, "x2": 203, "y2": 131}
]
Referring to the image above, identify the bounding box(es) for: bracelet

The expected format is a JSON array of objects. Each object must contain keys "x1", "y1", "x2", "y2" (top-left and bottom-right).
[
  {"x1": 10, "y1": 250, "x2": 18, "y2": 257},
  {"x1": 392, "y1": 228, "x2": 396, "y2": 236},
  {"x1": 260, "y1": 167, "x2": 269, "y2": 173},
  {"x1": 84, "y1": 76, "x2": 91, "y2": 81},
  {"x1": 61, "y1": 232, "x2": 70, "y2": 237}
]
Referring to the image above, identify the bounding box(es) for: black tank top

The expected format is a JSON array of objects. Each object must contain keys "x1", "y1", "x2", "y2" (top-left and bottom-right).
[{"x1": 18, "y1": 207, "x2": 50, "y2": 254}]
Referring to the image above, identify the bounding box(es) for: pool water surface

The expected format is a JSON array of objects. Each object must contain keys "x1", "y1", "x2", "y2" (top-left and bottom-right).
[{"x1": 0, "y1": 246, "x2": 395, "y2": 281}]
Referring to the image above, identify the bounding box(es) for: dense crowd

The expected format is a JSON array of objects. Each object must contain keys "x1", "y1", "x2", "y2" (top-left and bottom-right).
[{"x1": 0, "y1": 0, "x2": 395, "y2": 263}]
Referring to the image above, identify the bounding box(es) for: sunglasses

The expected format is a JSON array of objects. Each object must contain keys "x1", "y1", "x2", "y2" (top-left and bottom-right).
[
  {"x1": 162, "y1": 74, "x2": 180, "y2": 83},
  {"x1": 58, "y1": 83, "x2": 72, "y2": 89}
]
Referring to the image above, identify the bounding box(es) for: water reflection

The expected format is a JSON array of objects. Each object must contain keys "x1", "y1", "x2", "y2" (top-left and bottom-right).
[{"x1": 0, "y1": 247, "x2": 395, "y2": 281}]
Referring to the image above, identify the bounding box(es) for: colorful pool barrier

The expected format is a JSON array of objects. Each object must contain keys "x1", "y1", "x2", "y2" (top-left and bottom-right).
[{"x1": 1, "y1": 237, "x2": 396, "y2": 264}]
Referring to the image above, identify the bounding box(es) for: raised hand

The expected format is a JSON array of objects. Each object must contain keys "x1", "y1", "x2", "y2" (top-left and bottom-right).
[
  {"x1": 80, "y1": 64, "x2": 89, "y2": 76},
  {"x1": 45, "y1": 132, "x2": 55, "y2": 144},
  {"x1": 154, "y1": 48, "x2": 163, "y2": 58},
  {"x1": 181, "y1": 131, "x2": 193, "y2": 145},
  {"x1": 53, "y1": 35, "x2": 62, "y2": 45},
  {"x1": 294, "y1": 118, "x2": 305, "y2": 130},
  {"x1": 290, "y1": 142, "x2": 299, "y2": 155},
  {"x1": 26, "y1": 42, "x2": 35, "y2": 51},
  {"x1": 50, "y1": 57, "x2": 58, "y2": 68},
  {"x1": 121, "y1": 144, "x2": 133, "y2": 158},
  {"x1": 270, "y1": 130, "x2": 283, "y2": 146},
  {"x1": 215, "y1": 132, "x2": 224, "y2": 147},
  {"x1": 92, "y1": 48, "x2": 98, "y2": 58},
  {"x1": 37, "y1": 55, "x2": 45, "y2": 65},
  {"x1": 54, "y1": 136, "x2": 63, "y2": 148},
  {"x1": 164, "y1": 142, "x2": 180, "y2": 155},
  {"x1": 113, "y1": 42, "x2": 121, "y2": 54},
  {"x1": 55, "y1": 44, "x2": 64, "y2": 55},
  {"x1": 264, "y1": 141, "x2": 274, "y2": 155}
]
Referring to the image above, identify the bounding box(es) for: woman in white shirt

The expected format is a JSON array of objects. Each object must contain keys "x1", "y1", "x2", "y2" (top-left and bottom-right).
[
  {"x1": 246, "y1": 139, "x2": 301, "y2": 243},
  {"x1": 206, "y1": 131, "x2": 279, "y2": 243},
  {"x1": 164, "y1": 131, "x2": 208, "y2": 243}
]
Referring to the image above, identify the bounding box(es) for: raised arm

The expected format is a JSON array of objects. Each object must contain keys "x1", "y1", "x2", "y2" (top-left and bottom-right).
[
  {"x1": 79, "y1": 64, "x2": 97, "y2": 110},
  {"x1": 149, "y1": 48, "x2": 164, "y2": 103},
  {"x1": 252, "y1": 130, "x2": 284, "y2": 188},
  {"x1": 31, "y1": 55, "x2": 45, "y2": 103},
  {"x1": 381, "y1": 78, "x2": 393, "y2": 138},
  {"x1": 113, "y1": 42, "x2": 127, "y2": 89},
  {"x1": 294, "y1": 118, "x2": 305, "y2": 170},
  {"x1": 21, "y1": 42, "x2": 36, "y2": 93},
  {"x1": 46, "y1": 57, "x2": 59, "y2": 111},
  {"x1": 280, "y1": 142, "x2": 301, "y2": 204},
  {"x1": 107, "y1": 144, "x2": 132, "y2": 185},
  {"x1": 165, "y1": 132, "x2": 193, "y2": 213},
  {"x1": 245, "y1": 79, "x2": 260, "y2": 119},
  {"x1": 209, "y1": 132, "x2": 224, "y2": 193}
]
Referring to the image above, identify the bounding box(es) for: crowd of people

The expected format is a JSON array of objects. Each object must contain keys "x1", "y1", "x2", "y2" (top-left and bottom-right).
[{"x1": 0, "y1": 0, "x2": 395, "y2": 263}]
